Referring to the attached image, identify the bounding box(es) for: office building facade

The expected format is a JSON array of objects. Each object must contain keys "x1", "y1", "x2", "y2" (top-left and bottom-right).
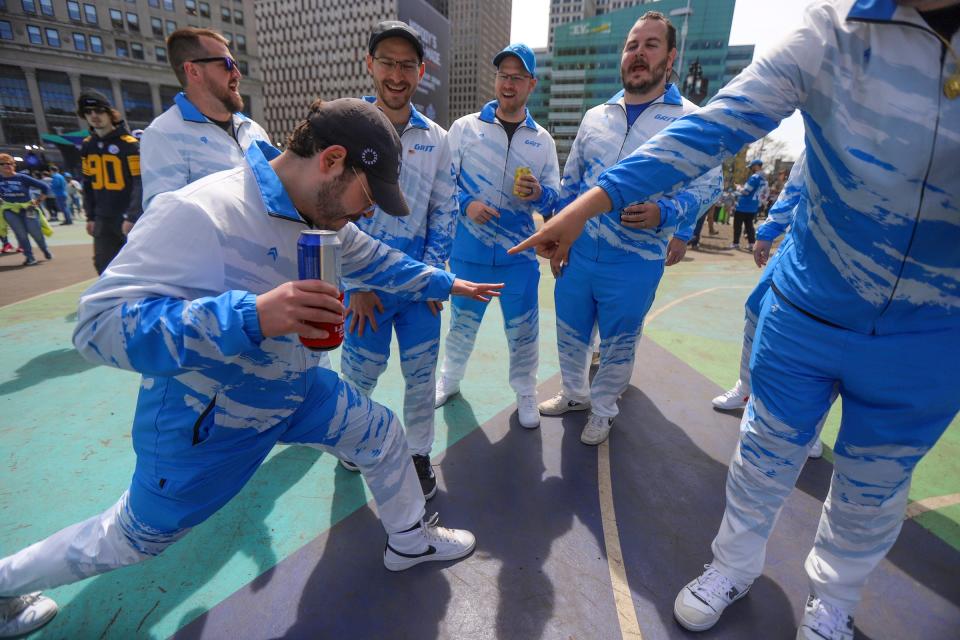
[
  {"x1": 544, "y1": 0, "x2": 748, "y2": 163},
  {"x1": 0, "y1": 0, "x2": 264, "y2": 160}
]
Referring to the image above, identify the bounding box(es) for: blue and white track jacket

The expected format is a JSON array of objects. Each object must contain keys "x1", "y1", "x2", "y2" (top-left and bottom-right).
[
  {"x1": 757, "y1": 153, "x2": 806, "y2": 242},
  {"x1": 448, "y1": 101, "x2": 560, "y2": 266},
  {"x1": 73, "y1": 142, "x2": 455, "y2": 455},
  {"x1": 351, "y1": 98, "x2": 456, "y2": 281},
  {"x1": 735, "y1": 172, "x2": 767, "y2": 214},
  {"x1": 560, "y1": 85, "x2": 721, "y2": 263},
  {"x1": 595, "y1": 0, "x2": 959, "y2": 334},
  {"x1": 140, "y1": 93, "x2": 271, "y2": 208}
]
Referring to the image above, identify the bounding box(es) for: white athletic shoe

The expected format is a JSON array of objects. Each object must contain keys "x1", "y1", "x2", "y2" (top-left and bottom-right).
[
  {"x1": 808, "y1": 440, "x2": 824, "y2": 459},
  {"x1": 674, "y1": 564, "x2": 752, "y2": 632},
  {"x1": 383, "y1": 513, "x2": 476, "y2": 572},
  {"x1": 0, "y1": 593, "x2": 58, "y2": 638},
  {"x1": 517, "y1": 394, "x2": 540, "y2": 429},
  {"x1": 796, "y1": 595, "x2": 854, "y2": 640},
  {"x1": 434, "y1": 376, "x2": 460, "y2": 408},
  {"x1": 580, "y1": 413, "x2": 614, "y2": 446},
  {"x1": 538, "y1": 392, "x2": 591, "y2": 416},
  {"x1": 712, "y1": 380, "x2": 749, "y2": 410}
]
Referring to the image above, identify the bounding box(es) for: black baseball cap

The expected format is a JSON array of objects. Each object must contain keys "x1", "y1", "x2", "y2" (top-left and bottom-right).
[
  {"x1": 368, "y1": 20, "x2": 424, "y2": 61},
  {"x1": 77, "y1": 90, "x2": 112, "y2": 114},
  {"x1": 308, "y1": 98, "x2": 409, "y2": 217}
]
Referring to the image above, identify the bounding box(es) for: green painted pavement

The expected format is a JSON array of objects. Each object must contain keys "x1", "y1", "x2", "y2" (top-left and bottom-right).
[{"x1": 0, "y1": 254, "x2": 956, "y2": 639}]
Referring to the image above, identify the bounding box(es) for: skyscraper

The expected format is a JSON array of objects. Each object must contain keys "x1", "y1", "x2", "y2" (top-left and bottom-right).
[
  {"x1": 0, "y1": 0, "x2": 264, "y2": 160},
  {"x1": 447, "y1": 0, "x2": 511, "y2": 121}
]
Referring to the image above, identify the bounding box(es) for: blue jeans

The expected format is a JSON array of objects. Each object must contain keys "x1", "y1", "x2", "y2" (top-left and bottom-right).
[
  {"x1": 55, "y1": 195, "x2": 72, "y2": 224},
  {"x1": 3, "y1": 208, "x2": 49, "y2": 262}
]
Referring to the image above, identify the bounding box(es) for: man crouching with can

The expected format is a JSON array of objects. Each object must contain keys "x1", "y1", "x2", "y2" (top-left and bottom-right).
[{"x1": 0, "y1": 98, "x2": 502, "y2": 636}]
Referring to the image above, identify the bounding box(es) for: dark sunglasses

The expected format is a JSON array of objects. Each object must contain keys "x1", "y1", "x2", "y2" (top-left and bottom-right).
[
  {"x1": 187, "y1": 56, "x2": 237, "y2": 72},
  {"x1": 81, "y1": 106, "x2": 109, "y2": 115}
]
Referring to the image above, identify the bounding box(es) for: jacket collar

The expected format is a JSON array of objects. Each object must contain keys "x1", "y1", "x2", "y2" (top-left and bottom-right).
[
  {"x1": 606, "y1": 83, "x2": 683, "y2": 107},
  {"x1": 361, "y1": 96, "x2": 430, "y2": 130},
  {"x1": 847, "y1": 0, "x2": 897, "y2": 21},
  {"x1": 175, "y1": 92, "x2": 250, "y2": 125},
  {"x1": 245, "y1": 141, "x2": 304, "y2": 223},
  {"x1": 479, "y1": 100, "x2": 538, "y2": 130}
]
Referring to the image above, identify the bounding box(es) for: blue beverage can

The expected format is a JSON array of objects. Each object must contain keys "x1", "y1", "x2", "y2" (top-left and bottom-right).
[{"x1": 297, "y1": 230, "x2": 343, "y2": 351}]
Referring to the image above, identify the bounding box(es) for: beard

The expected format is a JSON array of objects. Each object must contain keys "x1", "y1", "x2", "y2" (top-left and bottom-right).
[
  {"x1": 622, "y1": 57, "x2": 669, "y2": 95},
  {"x1": 210, "y1": 80, "x2": 244, "y2": 114},
  {"x1": 306, "y1": 173, "x2": 352, "y2": 230},
  {"x1": 374, "y1": 77, "x2": 415, "y2": 111}
]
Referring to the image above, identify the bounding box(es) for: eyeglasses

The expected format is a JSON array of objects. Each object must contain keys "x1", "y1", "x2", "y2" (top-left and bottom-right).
[
  {"x1": 373, "y1": 56, "x2": 421, "y2": 74},
  {"x1": 187, "y1": 56, "x2": 237, "y2": 72},
  {"x1": 495, "y1": 72, "x2": 532, "y2": 83},
  {"x1": 81, "y1": 106, "x2": 109, "y2": 115},
  {"x1": 351, "y1": 167, "x2": 376, "y2": 215}
]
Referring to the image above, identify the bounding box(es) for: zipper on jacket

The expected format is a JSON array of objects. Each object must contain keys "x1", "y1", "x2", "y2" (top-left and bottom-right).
[
  {"x1": 850, "y1": 18, "x2": 948, "y2": 333},
  {"x1": 873, "y1": 43, "x2": 945, "y2": 331},
  {"x1": 492, "y1": 119, "x2": 514, "y2": 264},
  {"x1": 192, "y1": 395, "x2": 217, "y2": 445}
]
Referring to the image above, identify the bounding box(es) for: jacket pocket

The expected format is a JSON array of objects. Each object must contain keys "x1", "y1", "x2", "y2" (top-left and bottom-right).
[{"x1": 192, "y1": 395, "x2": 217, "y2": 445}]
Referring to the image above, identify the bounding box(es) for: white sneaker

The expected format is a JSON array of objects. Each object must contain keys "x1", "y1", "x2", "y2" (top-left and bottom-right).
[
  {"x1": 383, "y1": 513, "x2": 476, "y2": 572},
  {"x1": 517, "y1": 394, "x2": 540, "y2": 429},
  {"x1": 808, "y1": 440, "x2": 823, "y2": 459},
  {"x1": 796, "y1": 595, "x2": 854, "y2": 640},
  {"x1": 674, "y1": 564, "x2": 751, "y2": 632},
  {"x1": 434, "y1": 376, "x2": 460, "y2": 408},
  {"x1": 538, "y1": 392, "x2": 590, "y2": 416},
  {"x1": 0, "y1": 593, "x2": 58, "y2": 638},
  {"x1": 580, "y1": 413, "x2": 613, "y2": 445},
  {"x1": 712, "y1": 380, "x2": 749, "y2": 410}
]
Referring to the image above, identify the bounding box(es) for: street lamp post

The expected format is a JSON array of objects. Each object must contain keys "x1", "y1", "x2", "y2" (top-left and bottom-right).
[{"x1": 669, "y1": 0, "x2": 693, "y2": 86}]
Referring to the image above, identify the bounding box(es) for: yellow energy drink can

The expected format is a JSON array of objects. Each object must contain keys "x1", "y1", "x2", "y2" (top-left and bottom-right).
[{"x1": 513, "y1": 166, "x2": 532, "y2": 197}]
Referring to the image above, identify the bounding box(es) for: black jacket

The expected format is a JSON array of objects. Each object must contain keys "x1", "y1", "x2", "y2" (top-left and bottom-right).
[{"x1": 80, "y1": 123, "x2": 143, "y2": 223}]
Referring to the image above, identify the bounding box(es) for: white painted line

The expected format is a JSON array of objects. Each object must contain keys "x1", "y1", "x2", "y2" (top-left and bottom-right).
[
  {"x1": 0, "y1": 278, "x2": 96, "y2": 311},
  {"x1": 646, "y1": 285, "x2": 753, "y2": 324},
  {"x1": 598, "y1": 439, "x2": 643, "y2": 640},
  {"x1": 905, "y1": 493, "x2": 960, "y2": 519}
]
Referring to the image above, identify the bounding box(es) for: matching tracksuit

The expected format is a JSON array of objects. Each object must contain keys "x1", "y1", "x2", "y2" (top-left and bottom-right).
[
  {"x1": 440, "y1": 102, "x2": 559, "y2": 397},
  {"x1": 0, "y1": 141, "x2": 458, "y2": 597},
  {"x1": 140, "y1": 92, "x2": 271, "y2": 209},
  {"x1": 593, "y1": 0, "x2": 959, "y2": 611},
  {"x1": 732, "y1": 170, "x2": 766, "y2": 246},
  {"x1": 557, "y1": 86, "x2": 722, "y2": 419},
  {"x1": 340, "y1": 101, "x2": 457, "y2": 456},
  {"x1": 80, "y1": 124, "x2": 143, "y2": 274}
]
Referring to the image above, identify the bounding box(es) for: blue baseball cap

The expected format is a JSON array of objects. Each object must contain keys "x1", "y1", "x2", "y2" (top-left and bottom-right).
[
  {"x1": 748, "y1": 159, "x2": 763, "y2": 167},
  {"x1": 493, "y1": 43, "x2": 536, "y2": 77}
]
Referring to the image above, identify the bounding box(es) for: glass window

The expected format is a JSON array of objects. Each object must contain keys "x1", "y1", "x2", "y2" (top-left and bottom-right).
[
  {"x1": 44, "y1": 27, "x2": 60, "y2": 47},
  {"x1": 0, "y1": 21, "x2": 11, "y2": 40},
  {"x1": 84, "y1": 3, "x2": 97, "y2": 24},
  {"x1": 0, "y1": 65, "x2": 40, "y2": 144},
  {"x1": 121, "y1": 80, "x2": 153, "y2": 128},
  {"x1": 185, "y1": 0, "x2": 196, "y2": 14},
  {"x1": 37, "y1": 69, "x2": 76, "y2": 133},
  {"x1": 131, "y1": 41, "x2": 144, "y2": 59},
  {"x1": 237, "y1": 59, "x2": 247, "y2": 75},
  {"x1": 233, "y1": 9, "x2": 243, "y2": 25},
  {"x1": 165, "y1": 19, "x2": 176, "y2": 33},
  {"x1": 89, "y1": 34, "x2": 103, "y2": 53},
  {"x1": 163, "y1": 0, "x2": 174, "y2": 10},
  {"x1": 199, "y1": 1, "x2": 209, "y2": 17},
  {"x1": 220, "y1": 5, "x2": 230, "y2": 22},
  {"x1": 151, "y1": 17, "x2": 163, "y2": 36},
  {"x1": 149, "y1": 0, "x2": 159, "y2": 6},
  {"x1": 21, "y1": 0, "x2": 37, "y2": 14},
  {"x1": 126, "y1": 12, "x2": 139, "y2": 31},
  {"x1": 116, "y1": 38, "x2": 128, "y2": 57},
  {"x1": 80, "y1": 74, "x2": 112, "y2": 98},
  {"x1": 72, "y1": 32, "x2": 86, "y2": 51},
  {"x1": 110, "y1": 8, "x2": 123, "y2": 28},
  {"x1": 39, "y1": 0, "x2": 53, "y2": 16},
  {"x1": 159, "y1": 85, "x2": 180, "y2": 110},
  {"x1": 235, "y1": 33, "x2": 246, "y2": 53},
  {"x1": 155, "y1": 45, "x2": 167, "y2": 62},
  {"x1": 26, "y1": 24, "x2": 42, "y2": 44},
  {"x1": 67, "y1": 1, "x2": 81, "y2": 21}
]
